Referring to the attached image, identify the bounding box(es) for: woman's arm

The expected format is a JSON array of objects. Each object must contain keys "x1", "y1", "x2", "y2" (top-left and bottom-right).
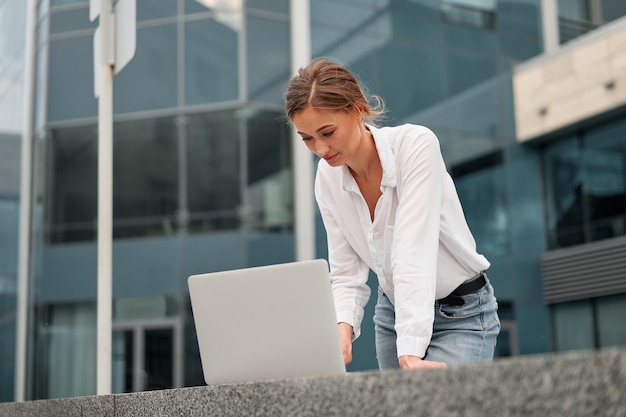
[
  {"x1": 391, "y1": 128, "x2": 446, "y2": 359},
  {"x1": 317, "y1": 198, "x2": 371, "y2": 340},
  {"x1": 315, "y1": 168, "x2": 371, "y2": 344}
]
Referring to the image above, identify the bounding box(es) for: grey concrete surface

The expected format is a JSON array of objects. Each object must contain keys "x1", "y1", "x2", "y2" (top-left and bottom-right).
[{"x1": 2, "y1": 348, "x2": 625, "y2": 417}]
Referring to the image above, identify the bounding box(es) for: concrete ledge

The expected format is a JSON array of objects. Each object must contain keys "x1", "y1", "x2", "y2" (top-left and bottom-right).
[{"x1": 2, "y1": 349, "x2": 625, "y2": 417}]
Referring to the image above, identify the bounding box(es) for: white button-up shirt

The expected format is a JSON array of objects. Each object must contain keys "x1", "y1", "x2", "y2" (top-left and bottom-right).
[{"x1": 314, "y1": 123, "x2": 490, "y2": 358}]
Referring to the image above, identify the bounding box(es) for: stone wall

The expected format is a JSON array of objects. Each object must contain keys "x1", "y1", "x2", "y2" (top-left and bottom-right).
[{"x1": 1, "y1": 348, "x2": 625, "y2": 417}]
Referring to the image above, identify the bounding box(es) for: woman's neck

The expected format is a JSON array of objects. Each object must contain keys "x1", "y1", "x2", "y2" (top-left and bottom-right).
[{"x1": 348, "y1": 125, "x2": 380, "y2": 182}]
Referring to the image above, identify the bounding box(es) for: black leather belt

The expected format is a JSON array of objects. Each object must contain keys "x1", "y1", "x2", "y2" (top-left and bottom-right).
[{"x1": 437, "y1": 272, "x2": 487, "y2": 306}]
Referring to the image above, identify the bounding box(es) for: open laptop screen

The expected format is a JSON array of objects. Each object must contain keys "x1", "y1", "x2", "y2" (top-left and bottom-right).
[{"x1": 188, "y1": 259, "x2": 346, "y2": 385}]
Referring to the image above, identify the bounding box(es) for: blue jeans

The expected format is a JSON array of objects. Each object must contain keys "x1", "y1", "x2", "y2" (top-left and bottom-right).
[{"x1": 373, "y1": 276, "x2": 500, "y2": 369}]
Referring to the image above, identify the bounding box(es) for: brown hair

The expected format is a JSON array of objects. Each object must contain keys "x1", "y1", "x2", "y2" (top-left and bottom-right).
[{"x1": 284, "y1": 58, "x2": 385, "y2": 124}]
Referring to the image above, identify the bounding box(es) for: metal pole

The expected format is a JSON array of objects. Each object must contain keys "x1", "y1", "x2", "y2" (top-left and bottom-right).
[
  {"x1": 97, "y1": 0, "x2": 114, "y2": 396},
  {"x1": 289, "y1": 0, "x2": 314, "y2": 261},
  {"x1": 15, "y1": 0, "x2": 38, "y2": 402}
]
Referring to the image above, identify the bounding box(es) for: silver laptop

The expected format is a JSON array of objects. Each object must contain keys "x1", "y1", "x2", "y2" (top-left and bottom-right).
[{"x1": 188, "y1": 259, "x2": 346, "y2": 385}]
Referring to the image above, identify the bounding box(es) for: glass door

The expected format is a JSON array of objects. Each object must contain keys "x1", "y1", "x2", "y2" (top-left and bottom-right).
[{"x1": 112, "y1": 319, "x2": 182, "y2": 393}]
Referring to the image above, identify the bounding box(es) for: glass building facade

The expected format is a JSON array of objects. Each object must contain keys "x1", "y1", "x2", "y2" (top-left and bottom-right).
[
  {"x1": 1, "y1": 0, "x2": 625, "y2": 402},
  {"x1": 27, "y1": 0, "x2": 294, "y2": 399},
  {"x1": 541, "y1": 110, "x2": 626, "y2": 353}
]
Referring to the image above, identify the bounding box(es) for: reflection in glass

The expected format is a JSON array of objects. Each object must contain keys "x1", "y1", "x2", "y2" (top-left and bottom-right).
[
  {"x1": 452, "y1": 152, "x2": 508, "y2": 255},
  {"x1": 50, "y1": 7, "x2": 94, "y2": 34},
  {"x1": 45, "y1": 109, "x2": 293, "y2": 242},
  {"x1": 312, "y1": 0, "x2": 391, "y2": 35},
  {"x1": 543, "y1": 118, "x2": 626, "y2": 249},
  {"x1": 112, "y1": 330, "x2": 133, "y2": 393},
  {"x1": 392, "y1": 10, "x2": 442, "y2": 46},
  {"x1": 557, "y1": 0, "x2": 590, "y2": 20},
  {"x1": 443, "y1": 129, "x2": 500, "y2": 168},
  {"x1": 543, "y1": 137, "x2": 584, "y2": 248},
  {"x1": 553, "y1": 299, "x2": 595, "y2": 352},
  {"x1": 114, "y1": 24, "x2": 178, "y2": 113},
  {"x1": 136, "y1": 0, "x2": 177, "y2": 22},
  {"x1": 245, "y1": 109, "x2": 292, "y2": 231},
  {"x1": 186, "y1": 0, "x2": 242, "y2": 14},
  {"x1": 32, "y1": 303, "x2": 96, "y2": 399},
  {"x1": 50, "y1": 0, "x2": 87, "y2": 7},
  {"x1": 311, "y1": 2, "x2": 391, "y2": 64},
  {"x1": 48, "y1": 36, "x2": 97, "y2": 122},
  {"x1": 113, "y1": 117, "x2": 179, "y2": 239},
  {"x1": 446, "y1": 51, "x2": 497, "y2": 98},
  {"x1": 557, "y1": 0, "x2": 597, "y2": 43},
  {"x1": 186, "y1": 111, "x2": 241, "y2": 232},
  {"x1": 246, "y1": 15, "x2": 290, "y2": 105},
  {"x1": 602, "y1": 0, "x2": 626, "y2": 23},
  {"x1": 246, "y1": 0, "x2": 288, "y2": 14},
  {"x1": 553, "y1": 293, "x2": 626, "y2": 353},
  {"x1": 144, "y1": 328, "x2": 174, "y2": 391},
  {"x1": 46, "y1": 118, "x2": 182, "y2": 242},
  {"x1": 498, "y1": 0, "x2": 542, "y2": 38},
  {"x1": 186, "y1": 0, "x2": 245, "y2": 34},
  {"x1": 498, "y1": 33, "x2": 542, "y2": 62},
  {"x1": 185, "y1": 17, "x2": 239, "y2": 105},
  {"x1": 47, "y1": 125, "x2": 98, "y2": 243},
  {"x1": 377, "y1": 44, "x2": 444, "y2": 120},
  {"x1": 440, "y1": 0, "x2": 497, "y2": 29},
  {"x1": 582, "y1": 124, "x2": 626, "y2": 242}
]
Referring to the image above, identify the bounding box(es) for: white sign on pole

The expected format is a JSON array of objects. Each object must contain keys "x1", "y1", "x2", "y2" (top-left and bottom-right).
[{"x1": 91, "y1": 0, "x2": 136, "y2": 97}]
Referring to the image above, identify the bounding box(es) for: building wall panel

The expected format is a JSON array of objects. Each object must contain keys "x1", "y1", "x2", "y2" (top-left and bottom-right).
[{"x1": 514, "y1": 18, "x2": 626, "y2": 142}]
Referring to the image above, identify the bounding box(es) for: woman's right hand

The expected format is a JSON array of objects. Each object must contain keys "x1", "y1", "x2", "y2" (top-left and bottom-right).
[{"x1": 338, "y1": 322, "x2": 354, "y2": 365}]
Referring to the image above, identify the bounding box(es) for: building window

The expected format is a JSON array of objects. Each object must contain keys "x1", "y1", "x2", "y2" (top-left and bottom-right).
[
  {"x1": 542, "y1": 118, "x2": 626, "y2": 250},
  {"x1": 543, "y1": 136, "x2": 584, "y2": 248},
  {"x1": 44, "y1": 108, "x2": 291, "y2": 243},
  {"x1": 552, "y1": 299, "x2": 596, "y2": 352},
  {"x1": 601, "y1": 0, "x2": 626, "y2": 23},
  {"x1": 451, "y1": 151, "x2": 508, "y2": 255},
  {"x1": 245, "y1": 110, "x2": 293, "y2": 232},
  {"x1": 46, "y1": 125, "x2": 98, "y2": 243},
  {"x1": 31, "y1": 302, "x2": 97, "y2": 399},
  {"x1": 185, "y1": 110, "x2": 242, "y2": 234},
  {"x1": 112, "y1": 318, "x2": 183, "y2": 393},
  {"x1": 557, "y1": 0, "x2": 600, "y2": 44},
  {"x1": 440, "y1": 0, "x2": 497, "y2": 30},
  {"x1": 553, "y1": 293, "x2": 626, "y2": 352},
  {"x1": 113, "y1": 117, "x2": 180, "y2": 239}
]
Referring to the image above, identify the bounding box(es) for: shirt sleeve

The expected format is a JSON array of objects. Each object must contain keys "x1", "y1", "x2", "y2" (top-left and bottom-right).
[
  {"x1": 315, "y1": 176, "x2": 371, "y2": 341},
  {"x1": 391, "y1": 128, "x2": 445, "y2": 358}
]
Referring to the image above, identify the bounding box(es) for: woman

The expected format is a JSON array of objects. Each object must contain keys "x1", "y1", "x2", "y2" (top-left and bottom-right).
[{"x1": 284, "y1": 59, "x2": 500, "y2": 370}]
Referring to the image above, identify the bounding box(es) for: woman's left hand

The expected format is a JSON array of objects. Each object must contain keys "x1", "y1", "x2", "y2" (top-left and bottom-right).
[{"x1": 398, "y1": 355, "x2": 447, "y2": 370}]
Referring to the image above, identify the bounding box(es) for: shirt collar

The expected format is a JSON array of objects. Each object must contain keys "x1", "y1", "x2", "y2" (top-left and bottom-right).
[{"x1": 340, "y1": 124, "x2": 397, "y2": 192}]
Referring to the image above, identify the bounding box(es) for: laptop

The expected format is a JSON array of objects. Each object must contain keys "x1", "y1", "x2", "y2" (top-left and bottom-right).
[{"x1": 188, "y1": 259, "x2": 346, "y2": 385}]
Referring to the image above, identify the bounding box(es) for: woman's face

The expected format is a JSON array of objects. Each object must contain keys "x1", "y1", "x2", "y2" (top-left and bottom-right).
[{"x1": 292, "y1": 106, "x2": 363, "y2": 167}]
